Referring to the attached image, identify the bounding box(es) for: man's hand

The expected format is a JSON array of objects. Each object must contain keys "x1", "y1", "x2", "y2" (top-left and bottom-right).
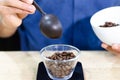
[
  {"x1": 0, "y1": 0, "x2": 36, "y2": 37},
  {"x1": 101, "y1": 43, "x2": 120, "y2": 56}
]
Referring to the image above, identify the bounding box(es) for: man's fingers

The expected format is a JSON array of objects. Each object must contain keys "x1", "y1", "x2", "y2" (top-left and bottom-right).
[
  {"x1": 112, "y1": 44, "x2": 120, "y2": 53},
  {"x1": 20, "y1": 0, "x2": 33, "y2": 4},
  {"x1": 4, "y1": 0, "x2": 35, "y2": 13},
  {"x1": 101, "y1": 43, "x2": 112, "y2": 51},
  {"x1": 17, "y1": 13, "x2": 28, "y2": 19},
  {"x1": 101, "y1": 43, "x2": 120, "y2": 55},
  {"x1": 1, "y1": 5, "x2": 35, "y2": 15},
  {"x1": 1, "y1": 6, "x2": 31, "y2": 14}
]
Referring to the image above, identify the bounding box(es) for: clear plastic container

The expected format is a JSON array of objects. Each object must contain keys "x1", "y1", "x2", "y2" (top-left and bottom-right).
[{"x1": 40, "y1": 44, "x2": 80, "y2": 80}]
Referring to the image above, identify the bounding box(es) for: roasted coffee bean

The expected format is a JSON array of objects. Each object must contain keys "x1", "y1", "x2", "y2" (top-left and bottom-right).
[
  {"x1": 45, "y1": 51, "x2": 76, "y2": 78},
  {"x1": 99, "y1": 21, "x2": 119, "y2": 27},
  {"x1": 47, "y1": 52, "x2": 76, "y2": 60},
  {"x1": 46, "y1": 62, "x2": 75, "y2": 78}
]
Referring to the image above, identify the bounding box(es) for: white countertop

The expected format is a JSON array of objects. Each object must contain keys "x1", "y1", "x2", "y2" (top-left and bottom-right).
[{"x1": 0, "y1": 51, "x2": 120, "y2": 80}]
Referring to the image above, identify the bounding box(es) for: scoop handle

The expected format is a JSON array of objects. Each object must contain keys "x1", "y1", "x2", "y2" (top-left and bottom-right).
[{"x1": 33, "y1": 1, "x2": 46, "y2": 16}]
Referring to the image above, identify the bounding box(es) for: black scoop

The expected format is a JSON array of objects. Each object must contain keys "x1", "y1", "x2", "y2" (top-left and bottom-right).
[{"x1": 33, "y1": 1, "x2": 62, "y2": 39}]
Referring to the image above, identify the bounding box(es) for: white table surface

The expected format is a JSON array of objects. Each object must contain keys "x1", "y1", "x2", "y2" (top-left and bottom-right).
[{"x1": 0, "y1": 51, "x2": 120, "y2": 80}]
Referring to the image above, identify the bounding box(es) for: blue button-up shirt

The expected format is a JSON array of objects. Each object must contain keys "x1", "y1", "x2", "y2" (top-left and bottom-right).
[{"x1": 18, "y1": 0, "x2": 120, "y2": 50}]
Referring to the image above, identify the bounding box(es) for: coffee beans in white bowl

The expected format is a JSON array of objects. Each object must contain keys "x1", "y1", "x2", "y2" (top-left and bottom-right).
[{"x1": 90, "y1": 6, "x2": 120, "y2": 46}]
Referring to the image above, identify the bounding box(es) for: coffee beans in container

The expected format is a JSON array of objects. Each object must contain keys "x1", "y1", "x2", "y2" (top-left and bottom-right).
[
  {"x1": 40, "y1": 44, "x2": 80, "y2": 80},
  {"x1": 99, "y1": 22, "x2": 119, "y2": 27},
  {"x1": 45, "y1": 52, "x2": 76, "y2": 78},
  {"x1": 47, "y1": 52, "x2": 76, "y2": 60}
]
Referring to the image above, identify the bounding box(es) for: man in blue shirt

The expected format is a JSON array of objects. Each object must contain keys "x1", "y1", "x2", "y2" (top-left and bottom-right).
[{"x1": 0, "y1": 0, "x2": 120, "y2": 55}]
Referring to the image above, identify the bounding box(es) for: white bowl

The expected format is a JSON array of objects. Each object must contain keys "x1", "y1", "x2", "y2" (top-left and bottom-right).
[{"x1": 90, "y1": 6, "x2": 120, "y2": 46}]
